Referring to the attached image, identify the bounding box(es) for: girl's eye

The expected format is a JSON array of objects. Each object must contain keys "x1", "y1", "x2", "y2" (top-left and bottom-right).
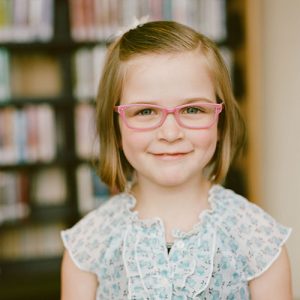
[
  {"x1": 137, "y1": 108, "x2": 154, "y2": 116},
  {"x1": 183, "y1": 106, "x2": 204, "y2": 114},
  {"x1": 127, "y1": 106, "x2": 159, "y2": 118}
]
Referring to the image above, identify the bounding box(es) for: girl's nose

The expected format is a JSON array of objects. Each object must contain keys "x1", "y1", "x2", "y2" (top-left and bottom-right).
[{"x1": 156, "y1": 114, "x2": 184, "y2": 142}]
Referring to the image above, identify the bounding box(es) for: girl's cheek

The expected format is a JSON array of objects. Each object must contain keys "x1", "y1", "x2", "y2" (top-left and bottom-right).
[
  {"x1": 192, "y1": 128, "x2": 218, "y2": 146},
  {"x1": 121, "y1": 131, "x2": 151, "y2": 153}
]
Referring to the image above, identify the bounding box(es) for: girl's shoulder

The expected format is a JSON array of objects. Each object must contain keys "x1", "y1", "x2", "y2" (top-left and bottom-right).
[
  {"x1": 210, "y1": 184, "x2": 287, "y2": 230},
  {"x1": 210, "y1": 184, "x2": 291, "y2": 246},
  {"x1": 61, "y1": 193, "x2": 132, "y2": 273},
  {"x1": 209, "y1": 185, "x2": 292, "y2": 280},
  {"x1": 209, "y1": 184, "x2": 257, "y2": 211},
  {"x1": 67, "y1": 192, "x2": 132, "y2": 230}
]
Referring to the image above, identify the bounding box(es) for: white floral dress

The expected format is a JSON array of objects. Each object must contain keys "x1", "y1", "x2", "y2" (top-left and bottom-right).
[{"x1": 61, "y1": 185, "x2": 291, "y2": 299}]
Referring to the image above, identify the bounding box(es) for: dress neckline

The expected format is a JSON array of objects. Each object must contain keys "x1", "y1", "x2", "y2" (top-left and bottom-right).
[{"x1": 122, "y1": 184, "x2": 221, "y2": 239}]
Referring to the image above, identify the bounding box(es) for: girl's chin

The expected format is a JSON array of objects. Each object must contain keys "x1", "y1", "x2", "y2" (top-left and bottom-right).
[{"x1": 149, "y1": 174, "x2": 198, "y2": 188}]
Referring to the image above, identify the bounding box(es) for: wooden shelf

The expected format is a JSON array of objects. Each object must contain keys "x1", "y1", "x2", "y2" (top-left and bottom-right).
[
  {"x1": 0, "y1": 257, "x2": 61, "y2": 300},
  {"x1": 0, "y1": 97, "x2": 74, "y2": 108},
  {"x1": 0, "y1": 40, "x2": 108, "y2": 52}
]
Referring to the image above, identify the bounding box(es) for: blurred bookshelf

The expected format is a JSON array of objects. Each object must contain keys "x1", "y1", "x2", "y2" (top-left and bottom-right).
[{"x1": 0, "y1": 0, "x2": 246, "y2": 299}]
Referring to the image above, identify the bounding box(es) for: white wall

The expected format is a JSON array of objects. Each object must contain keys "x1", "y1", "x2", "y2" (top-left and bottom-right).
[{"x1": 260, "y1": 0, "x2": 300, "y2": 297}]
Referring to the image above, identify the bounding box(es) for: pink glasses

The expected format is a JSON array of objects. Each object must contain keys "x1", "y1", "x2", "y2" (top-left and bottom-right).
[{"x1": 114, "y1": 101, "x2": 223, "y2": 130}]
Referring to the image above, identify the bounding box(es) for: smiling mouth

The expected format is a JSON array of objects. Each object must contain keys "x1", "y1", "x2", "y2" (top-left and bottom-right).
[{"x1": 151, "y1": 152, "x2": 191, "y2": 160}]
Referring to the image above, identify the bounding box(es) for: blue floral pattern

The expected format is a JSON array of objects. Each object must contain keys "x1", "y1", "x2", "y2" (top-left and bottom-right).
[{"x1": 61, "y1": 185, "x2": 291, "y2": 299}]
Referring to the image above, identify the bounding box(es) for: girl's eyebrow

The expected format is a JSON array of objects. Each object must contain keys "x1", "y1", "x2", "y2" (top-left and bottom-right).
[
  {"x1": 123, "y1": 97, "x2": 216, "y2": 105},
  {"x1": 127, "y1": 100, "x2": 158, "y2": 104},
  {"x1": 183, "y1": 97, "x2": 216, "y2": 104}
]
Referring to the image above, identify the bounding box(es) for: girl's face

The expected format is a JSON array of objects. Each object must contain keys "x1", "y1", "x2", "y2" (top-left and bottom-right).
[{"x1": 119, "y1": 51, "x2": 219, "y2": 188}]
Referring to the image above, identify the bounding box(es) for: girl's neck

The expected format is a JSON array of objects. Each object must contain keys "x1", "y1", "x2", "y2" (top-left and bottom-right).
[{"x1": 130, "y1": 176, "x2": 212, "y2": 225}]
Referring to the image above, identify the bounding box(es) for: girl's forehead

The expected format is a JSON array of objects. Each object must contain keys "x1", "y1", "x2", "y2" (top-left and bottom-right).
[
  {"x1": 123, "y1": 51, "x2": 212, "y2": 84},
  {"x1": 120, "y1": 51, "x2": 216, "y2": 105},
  {"x1": 125, "y1": 50, "x2": 208, "y2": 68}
]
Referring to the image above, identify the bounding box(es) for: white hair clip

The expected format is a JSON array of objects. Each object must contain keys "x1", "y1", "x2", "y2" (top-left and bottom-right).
[{"x1": 114, "y1": 15, "x2": 150, "y2": 38}]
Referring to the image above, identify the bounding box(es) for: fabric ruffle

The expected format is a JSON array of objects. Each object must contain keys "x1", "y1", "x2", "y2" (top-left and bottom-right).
[
  {"x1": 209, "y1": 187, "x2": 292, "y2": 281},
  {"x1": 122, "y1": 216, "x2": 216, "y2": 299},
  {"x1": 61, "y1": 194, "x2": 130, "y2": 273},
  {"x1": 123, "y1": 185, "x2": 291, "y2": 298},
  {"x1": 61, "y1": 185, "x2": 292, "y2": 299}
]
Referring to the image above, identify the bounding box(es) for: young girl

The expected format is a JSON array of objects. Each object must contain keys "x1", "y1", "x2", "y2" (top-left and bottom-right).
[{"x1": 61, "y1": 21, "x2": 292, "y2": 299}]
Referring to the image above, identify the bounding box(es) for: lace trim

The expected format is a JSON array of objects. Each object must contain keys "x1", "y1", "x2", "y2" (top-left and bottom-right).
[
  {"x1": 122, "y1": 219, "x2": 217, "y2": 299},
  {"x1": 123, "y1": 184, "x2": 221, "y2": 238}
]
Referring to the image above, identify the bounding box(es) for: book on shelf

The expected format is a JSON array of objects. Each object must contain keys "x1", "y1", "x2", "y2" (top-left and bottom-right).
[
  {"x1": 0, "y1": 171, "x2": 30, "y2": 223},
  {"x1": 0, "y1": 48, "x2": 11, "y2": 102},
  {"x1": 191, "y1": 0, "x2": 227, "y2": 42},
  {"x1": 69, "y1": 0, "x2": 119, "y2": 41},
  {"x1": 219, "y1": 46, "x2": 233, "y2": 81},
  {"x1": 73, "y1": 45, "x2": 106, "y2": 100},
  {"x1": 0, "y1": 51, "x2": 62, "y2": 102},
  {"x1": 68, "y1": 0, "x2": 227, "y2": 42},
  {"x1": 73, "y1": 48, "x2": 95, "y2": 100},
  {"x1": 0, "y1": 104, "x2": 57, "y2": 165},
  {"x1": 10, "y1": 52, "x2": 62, "y2": 98},
  {"x1": 76, "y1": 164, "x2": 110, "y2": 215},
  {"x1": 0, "y1": 0, "x2": 54, "y2": 42},
  {"x1": 35, "y1": 104, "x2": 57, "y2": 161},
  {"x1": 69, "y1": 0, "x2": 99, "y2": 41},
  {"x1": 0, "y1": 168, "x2": 67, "y2": 224},
  {"x1": 0, "y1": 222, "x2": 65, "y2": 260},
  {"x1": 0, "y1": 106, "x2": 19, "y2": 164},
  {"x1": 31, "y1": 167, "x2": 67, "y2": 206}
]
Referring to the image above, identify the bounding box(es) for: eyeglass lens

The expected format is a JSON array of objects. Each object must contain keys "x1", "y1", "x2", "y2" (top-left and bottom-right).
[{"x1": 123, "y1": 104, "x2": 219, "y2": 129}]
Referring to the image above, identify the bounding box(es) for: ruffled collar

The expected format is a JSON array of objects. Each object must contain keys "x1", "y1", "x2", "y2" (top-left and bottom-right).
[
  {"x1": 120, "y1": 185, "x2": 221, "y2": 299},
  {"x1": 122, "y1": 184, "x2": 221, "y2": 239}
]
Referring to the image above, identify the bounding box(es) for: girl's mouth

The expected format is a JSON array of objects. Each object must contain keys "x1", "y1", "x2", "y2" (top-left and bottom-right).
[{"x1": 151, "y1": 152, "x2": 190, "y2": 160}]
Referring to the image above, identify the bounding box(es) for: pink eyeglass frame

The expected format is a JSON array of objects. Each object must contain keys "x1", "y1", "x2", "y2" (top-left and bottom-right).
[{"x1": 114, "y1": 102, "x2": 224, "y2": 130}]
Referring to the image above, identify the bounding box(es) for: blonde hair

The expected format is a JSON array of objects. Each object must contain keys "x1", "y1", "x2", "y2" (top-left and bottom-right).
[{"x1": 96, "y1": 21, "x2": 246, "y2": 192}]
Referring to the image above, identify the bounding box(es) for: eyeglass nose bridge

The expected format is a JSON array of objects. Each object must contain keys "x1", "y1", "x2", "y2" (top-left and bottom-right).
[
  {"x1": 159, "y1": 107, "x2": 182, "y2": 127},
  {"x1": 164, "y1": 107, "x2": 178, "y2": 114}
]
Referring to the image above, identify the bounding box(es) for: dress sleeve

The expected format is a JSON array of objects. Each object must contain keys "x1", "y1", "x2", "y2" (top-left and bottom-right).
[
  {"x1": 61, "y1": 207, "x2": 110, "y2": 273},
  {"x1": 219, "y1": 191, "x2": 292, "y2": 281}
]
